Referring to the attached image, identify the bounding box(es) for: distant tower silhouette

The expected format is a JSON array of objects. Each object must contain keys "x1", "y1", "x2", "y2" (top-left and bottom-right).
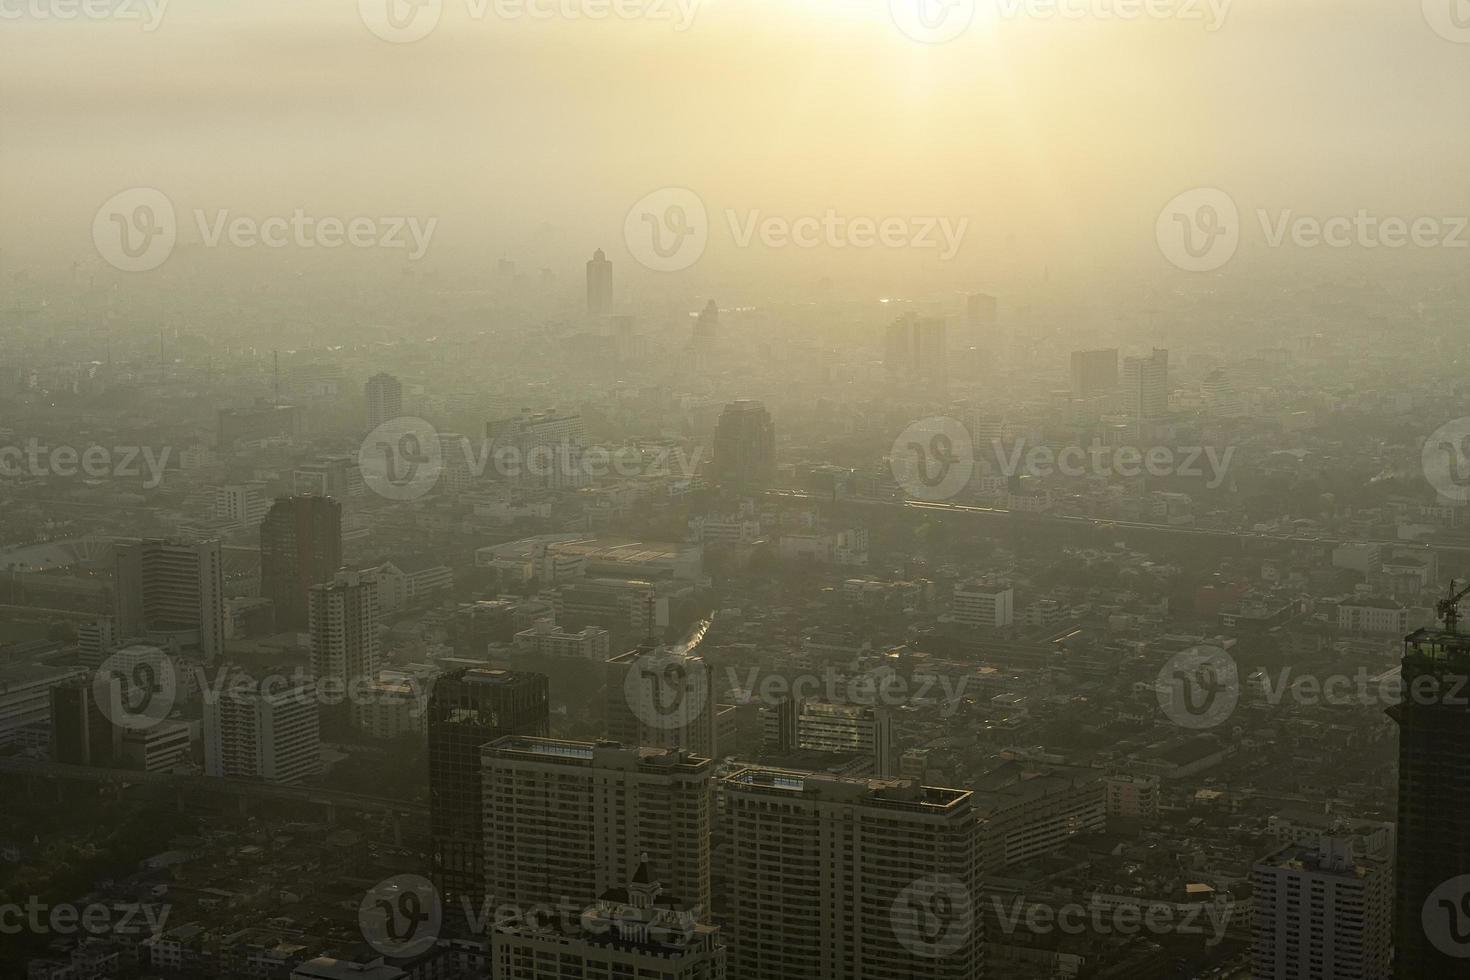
[{"x1": 586, "y1": 249, "x2": 613, "y2": 317}]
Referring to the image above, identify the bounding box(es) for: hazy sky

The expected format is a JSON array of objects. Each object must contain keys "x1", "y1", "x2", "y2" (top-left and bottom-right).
[{"x1": 4, "y1": 0, "x2": 1469, "y2": 287}]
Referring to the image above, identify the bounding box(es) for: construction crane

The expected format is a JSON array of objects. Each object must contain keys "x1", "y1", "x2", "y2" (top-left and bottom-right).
[{"x1": 1437, "y1": 579, "x2": 1470, "y2": 632}]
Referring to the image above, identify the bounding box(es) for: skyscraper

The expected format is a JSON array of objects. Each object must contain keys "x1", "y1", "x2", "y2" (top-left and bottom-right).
[
  {"x1": 722, "y1": 769, "x2": 983, "y2": 979},
  {"x1": 711, "y1": 399, "x2": 775, "y2": 490},
  {"x1": 112, "y1": 538, "x2": 226, "y2": 661},
  {"x1": 1121, "y1": 348, "x2": 1169, "y2": 419},
  {"x1": 885, "y1": 313, "x2": 948, "y2": 383},
  {"x1": 307, "y1": 570, "x2": 380, "y2": 708},
  {"x1": 586, "y1": 248, "x2": 613, "y2": 317},
  {"x1": 365, "y1": 372, "x2": 403, "y2": 431},
  {"x1": 606, "y1": 646, "x2": 716, "y2": 758},
  {"x1": 261, "y1": 495, "x2": 342, "y2": 633},
  {"x1": 482, "y1": 737, "x2": 712, "y2": 917},
  {"x1": 1252, "y1": 836, "x2": 1391, "y2": 980},
  {"x1": 1069, "y1": 348, "x2": 1119, "y2": 396},
  {"x1": 427, "y1": 668, "x2": 550, "y2": 918},
  {"x1": 1391, "y1": 625, "x2": 1470, "y2": 976}
]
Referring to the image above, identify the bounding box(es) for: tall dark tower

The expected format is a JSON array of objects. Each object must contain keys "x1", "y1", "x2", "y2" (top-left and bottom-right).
[
  {"x1": 1391, "y1": 610, "x2": 1470, "y2": 975},
  {"x1": 586, "y1": 248, "x2": 613, "y2": 317},
  {"x1": 259, "y1": 495, "x2": 342, "y2": 633},
  {"x1": 711, "y1": 399, "x2": 775, "y2": 491},
  {"x1": 427, "y1": 668, "x2": 550, "y2": 925}
]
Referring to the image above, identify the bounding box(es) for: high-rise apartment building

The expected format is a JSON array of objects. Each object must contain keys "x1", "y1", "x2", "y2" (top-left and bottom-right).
[
  {"x1": 261, "y1": 495, "x2": 343, "y2": 633},
  {"x1": 1121, "y1": 348, "x2": 1169, "y2": 419},
  {"x1": 203, "y1": 678, "x2": 321, "y2": 784},
  {"x1": 1069, "y1": 348, "x2": 1119, "y2": 396},
  {"x1": 587, "y1": 248, "x2": 613, "y2": 317},
  {"x1": 481, "y1": 737, "x2": 713, "y2": 918},
  {"x1": 710, "y1": 400, "x2": 774, "y2": 490},
  {"x1": 365, "y1": 372, "x2": 404, "y2": 431},
  {"x1": 50, "y1": 675, "x2": 120, "y2": 766},
  {"x1": 722, "y1": 769, "x2": 983, "y2": 980},
  {"x1": 606, "y1": 647, "x2": 716, "y2": 758},
  {"x1": 1252, "y1": 837, "x2": 1391, "y2": 980},
  {"x1": 307, "y1": 570, "x2": 380, "y2": 701},
  {"x1": 885, "y1": 313, "x2": 948, "y2": 384},
  {"x1": 112, "y1": 538, "x2": 226, "y2": 661},
  {"x1": 1391, "y1": 625, "x2": 1470, "y2": 976},
  {"x1": 427, "y1": 669, "x2": 550, "y2": 917}
]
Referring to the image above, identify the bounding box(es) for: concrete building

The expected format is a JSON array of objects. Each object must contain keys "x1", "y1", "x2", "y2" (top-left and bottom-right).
[
  {"x1": 1252, "y1": 837, "x2": 1391, "y2": 980},
  {"x1": 204, "y1": 679, "x2": 321, "y2": 784},
  {"x1": 260, "y1": 495, "x2": 343, "y2": 633},
  {"x1": 307, "y1": 570, "x2": 381, "y2": 707},
  {"x1": 1121, "y1": 347, "x2": 1169, "y2": 419},
  {"x1": 606, "y1": 647, "x2": 716, "y2": 759},
  {"x1": 722, "y1": 769, "x2": 983, "y2": 980},
  {"x1": 759, "y1": 699, "x2": 894, "y2": 776},
  {"x1": 953, "y1": 581, "x2": 1014, "y2": 630},
  {"x1": 364, "y1": 372, "x2": 403, "y2": 431},
  {"x1": 481, "y1": 737, "x2": 713, "y2": 917},
  {"x1": 490, "y1": 859, "x2": 726, "y2": 980},
  {"x1": 112, "y1": 538, "x2": 226, "y2": 661},
  {"x1": 710, "y1": 400, "x2": 775, "y2": 490},
  {"x1": 514, "y1": 622, "x2": 611, "y2": 661}
]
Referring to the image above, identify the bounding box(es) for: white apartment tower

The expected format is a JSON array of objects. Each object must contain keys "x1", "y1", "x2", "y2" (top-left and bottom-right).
[
  {"x1": 308, "y1": 570, "x2": 381, "y2": 695},
  {"x1": 1251, "y1": 836, "x2": 1391, "y2": 980},
  {"x1": 722, "y1": 770, "x2": 983, "y2": 980},
  {"x1": 204, "y1": 679, "x2": 321, "y2": 784},
  {"x1": 481, "y1": 737, "x2": 713, "y2": 918}
]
